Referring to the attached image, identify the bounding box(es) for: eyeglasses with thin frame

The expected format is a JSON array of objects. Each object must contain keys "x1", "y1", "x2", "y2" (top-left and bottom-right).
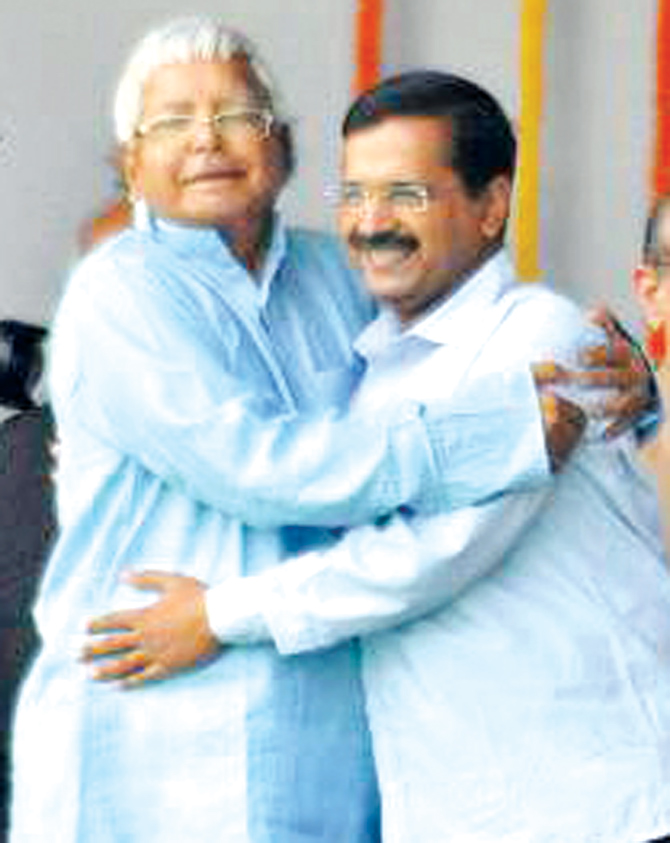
[
  {"x1": 135, "y1": 108, "x2": 274, "y2": 142},
  {"x1": 330, "y1": 181, "x2": 443, "y2": 214}
]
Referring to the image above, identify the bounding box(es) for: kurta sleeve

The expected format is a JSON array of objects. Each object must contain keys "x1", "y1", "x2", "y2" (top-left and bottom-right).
[
  {"x1": 206, "y1": 488, "x2": 550, "y2": 649},
  {"x1": 204, "y1": 270, "x2": 602, "y2": 650},
  {"x1": 49, "y1": 249, "x2": 549, "y2": 529}
]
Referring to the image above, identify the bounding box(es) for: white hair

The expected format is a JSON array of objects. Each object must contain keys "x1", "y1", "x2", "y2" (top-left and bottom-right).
[{"x1": 113, "y1": 16, "x2": 283, "y2": 144}]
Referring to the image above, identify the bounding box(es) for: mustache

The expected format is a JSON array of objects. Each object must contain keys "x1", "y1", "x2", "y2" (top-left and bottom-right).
[{"x1": 348, "y1": 230, "x2": 419, "y2": 253}]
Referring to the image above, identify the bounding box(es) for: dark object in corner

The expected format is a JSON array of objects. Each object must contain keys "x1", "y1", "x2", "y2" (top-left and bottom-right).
[
  {"x1": 0, "y1": 321, "x2": 55, "y2": 841},
  {"x1": 0, "y1": 320, "x2": 47, "y2": 412}
]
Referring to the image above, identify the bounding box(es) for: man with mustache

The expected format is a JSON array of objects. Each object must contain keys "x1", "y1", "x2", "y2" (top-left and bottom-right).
[
  {"x1": 12, "y1": 18, "x2": 622, "y2": 843},
  {"x1": 88, "y1": 70, "x2": 670, "y2": 842}
]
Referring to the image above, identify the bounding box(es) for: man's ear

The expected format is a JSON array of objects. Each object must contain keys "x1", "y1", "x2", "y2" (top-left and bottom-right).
[
  {"x1": 119, "y1": 143, "x2": 140, "y2": 200},
  {"x1": 480, "y1": 176, "x2": 512, "y2": 240},
  {"x1": 632, "y1": 264, "x2": 661, "y2": 320}
]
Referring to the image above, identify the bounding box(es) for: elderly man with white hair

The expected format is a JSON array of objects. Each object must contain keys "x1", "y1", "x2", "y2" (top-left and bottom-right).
[
  {"x1": 10, "y1": 17, "x2": 568, "y2": 843},
  {"x1": 10, "y1": 15, "x2": 654, "y2": 843}
]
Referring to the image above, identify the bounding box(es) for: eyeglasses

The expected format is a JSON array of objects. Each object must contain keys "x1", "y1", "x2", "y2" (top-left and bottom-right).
[
  {"x1": 136, "y1": 108, "x2": 274, "y2": 142},
  {"x1": 331, "y1": 182, "x2": 441, "y2": 213}
]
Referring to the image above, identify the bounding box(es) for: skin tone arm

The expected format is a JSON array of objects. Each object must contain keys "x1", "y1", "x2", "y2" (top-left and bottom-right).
[{"x1": 82, "y1": 314, "x2": 655, "y2": 687}]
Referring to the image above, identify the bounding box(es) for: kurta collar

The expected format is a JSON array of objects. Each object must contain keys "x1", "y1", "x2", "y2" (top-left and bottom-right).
[
  {"x1": 132, "y1": 200, "x2": 288, "y2": 303},
  {"x1": 355, "y1": 249, "x2": 515, "y2": 363}
]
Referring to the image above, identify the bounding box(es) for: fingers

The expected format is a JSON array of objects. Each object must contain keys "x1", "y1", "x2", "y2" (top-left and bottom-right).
[
  {"x1": 580, "y1": 339, "x2": 646, "y2": 370},
  {"x1": 585, "y1": 310, "x2": 650, "y2": 397},
  {"x1": 579, "y1": 342, "x2": 643, "y2": 369},
  {"x1": 586, "y1": 307, "x2": 649, "y2": 367},
  {"x1": 531, "y1": 358, "x2": 642, "y2": 387},
  {"x1": 531, "y1": 362, "x2": 569, "y2": 387},
  {"x1": 586, "y1": 306, "x2": 628, "y2": 345},
  {"x1": 563, "y1": 366, "x2": 645, "y2": 389},
  {"x1": 82, "y1": 573, "x2": 216, "y2": 689},
  {"x1": 592, "y1": 392, "x2": 648, "y2": 440},
  {"x1": 88, "y1": 649, "x2": 148, "y2": 683},
  {"x1": 87, "y1": 609, "x2": 140, "y2": 634},
  {"x1": 85, "y1": 570, "x2": 179, "y2": 633},
  {"x1": 539, "y1": 393, "x2": 586, "y2": 472},
  {"x1": 82, "y1": 623, "x2": 151, "y2": 685},
  {"x1": 119, "y1": 662, "x2": 167, "y2": 690},
  {"x1": 122, "y1": 570, "x2": 187, "y2": 592},
  {"x1": 85, "y1": 645, "x2": 169, "y2": 688},
  {"x1": 82, "y1": 631, "x2": 140, "y2": 661}
]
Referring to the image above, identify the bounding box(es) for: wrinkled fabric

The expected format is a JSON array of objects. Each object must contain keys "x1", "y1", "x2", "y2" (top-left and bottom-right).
[
  {"x1": 11, "y1": 212, "x2": 383, "y2": 843},
  {"x1": 11, "y1": 209, "x2": 548, "y2": 843},
  {"x1": 213, "y1": 253, "x2": 670, "y2": 842}
]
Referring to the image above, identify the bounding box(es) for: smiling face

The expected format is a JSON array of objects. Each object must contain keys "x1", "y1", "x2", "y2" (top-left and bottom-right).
[
  {"x1": 339, "y1": 115, "x2": 511, "y2": 324},
  {"x1": 123, "y1": 57, "x2": 286, "y2": 261}
]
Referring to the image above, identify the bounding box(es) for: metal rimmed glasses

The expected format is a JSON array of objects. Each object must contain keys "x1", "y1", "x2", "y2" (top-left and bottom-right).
[
  {"x1": 135, "y1": 108, "x2": 274, "y2": 142},
  {"x1": 330, "y1": 182, "x2": 443, "y2": 214}
]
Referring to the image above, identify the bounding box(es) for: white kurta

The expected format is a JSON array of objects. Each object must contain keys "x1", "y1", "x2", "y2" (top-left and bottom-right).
[
  {"x1": 212, "y1": 252, "x2": 670, "y2": 842},
  {"x1": 11, "y1": 211, "x2": 549, "y2": 843}
]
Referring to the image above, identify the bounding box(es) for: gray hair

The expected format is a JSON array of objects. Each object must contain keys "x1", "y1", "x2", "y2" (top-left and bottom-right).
[{"x1": 113, "y1": 16, "x2": 283, "y2": 144}]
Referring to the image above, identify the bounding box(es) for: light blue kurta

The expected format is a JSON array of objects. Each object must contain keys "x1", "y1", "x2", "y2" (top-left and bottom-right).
[
  {"x1": 11, "y1": 213, "x2": 548, "y2": 842},
  {"x1": 212, "y1": 253, "x2": 670, "y2": 842}
]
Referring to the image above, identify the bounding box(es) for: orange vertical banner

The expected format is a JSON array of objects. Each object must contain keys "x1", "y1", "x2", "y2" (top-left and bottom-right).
[
  {"x1": 354, "y1": 0, "x2": 385, "y2": 95},
  {"x1": 515, "y1": 0, "x2": 547, "y2": 282},
  {"x1": 654, "y1": 0, "x2": 670, "y2": 197}
]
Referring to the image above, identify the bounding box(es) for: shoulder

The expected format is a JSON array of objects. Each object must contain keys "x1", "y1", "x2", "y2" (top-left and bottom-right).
[
  {"x1": 66, "y1": 228, "x2": 152, "y2": 300},
  {"x1": 284, "y1": 226, "x2": 375, "y2": 320},
  {"x1": 64, "y1": 226, "x2": 186, "y2": 315},
  {"x1": 493, "y1": 281, "x2": 600, "y2": 365},
  {"x1": 78, "y1": 225, "x2": 159, "y2": 271},
  {"x1": 285, "y1": 227, "x2": 350, "y2": 268},
  {"x1": 53, "y1": 229, "x2": 186, "y2": 364}
]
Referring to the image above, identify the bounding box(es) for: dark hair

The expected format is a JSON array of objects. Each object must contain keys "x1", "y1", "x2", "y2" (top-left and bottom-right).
[
  {"x1": 0, "y1": 321, "x2": 47, "y2": 411},
  {"x1": 342, "y1": 70, "x2": 516, "y2": 197},
  {"x1": 642, "y1": 193, "x2": 670, "y2": 265},
  {"x1": 273, "y1": 119, "x2": 296, "y2": 182}
]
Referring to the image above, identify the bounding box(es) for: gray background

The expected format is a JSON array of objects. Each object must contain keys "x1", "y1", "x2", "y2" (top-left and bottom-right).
[{"x1": 0, "y1": 0, "x2": 656, "y2": 329}]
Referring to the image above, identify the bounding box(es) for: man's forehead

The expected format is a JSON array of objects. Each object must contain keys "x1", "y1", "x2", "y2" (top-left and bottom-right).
[
  {"x1": 142, "y1": 56, "x2": 265, "y2": 107},
  {"x1": 341, "y1": 115, "x2": 454, "y2": 178}
]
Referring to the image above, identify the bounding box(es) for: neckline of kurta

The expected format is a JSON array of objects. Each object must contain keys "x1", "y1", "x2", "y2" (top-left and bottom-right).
[
  {"x1": 354, "y1": 249, "x2": 515, "y2": 364},
  {"x1": 132, "y1": 199, "x2": 288, "y2": 309}
]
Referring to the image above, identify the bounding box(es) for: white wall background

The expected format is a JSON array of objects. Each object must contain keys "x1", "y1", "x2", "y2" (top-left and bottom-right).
[
  {"x1": 384, "y1": 0, "x2": 656, "y2": 326},
  {"x1": 0, "y1": 0, "x2": 355, "y2": 322},
  {"x1": 0, "y1": 0, "x2": 658, "y2": 330},
  {"x1": 542, "y1": 0, "x2": 656, "y2": 324}
]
